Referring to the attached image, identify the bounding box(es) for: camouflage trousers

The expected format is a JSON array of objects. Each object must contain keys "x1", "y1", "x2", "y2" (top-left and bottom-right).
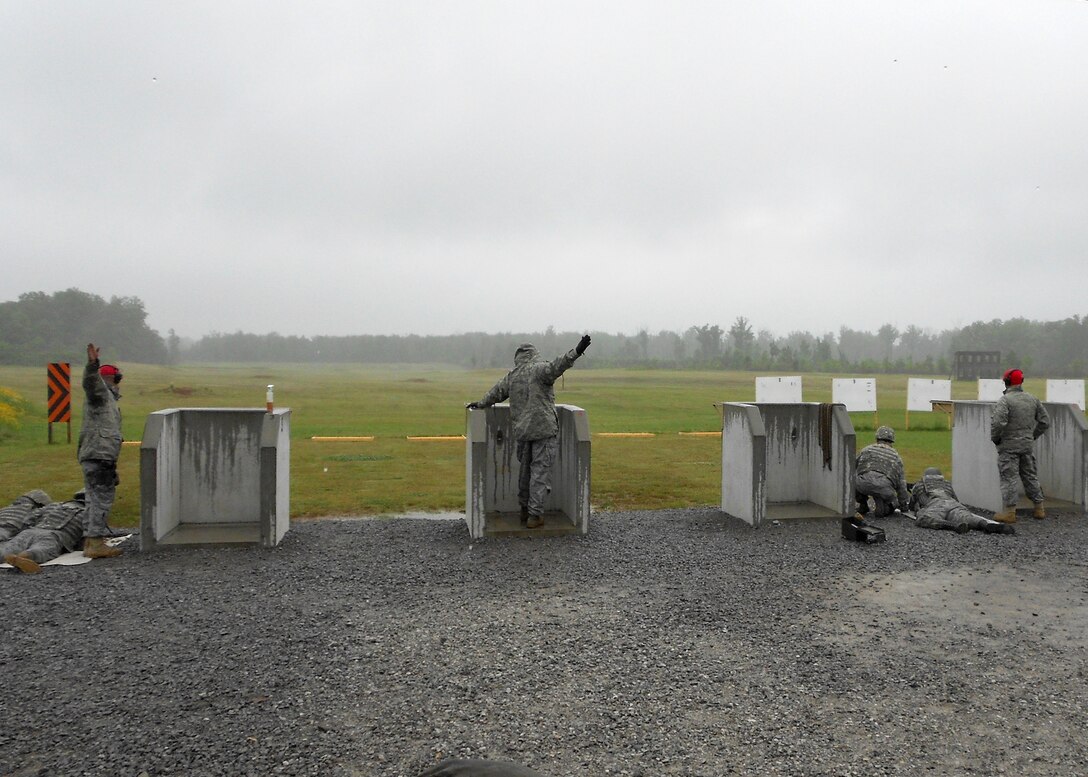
[
  {"x1": 997, "y1": 450, "x2": 1043, "y2": 508},
  {"x1": 916, "y1": 499, "x2": 990, "y2": 532},
  {"x1": 0, "y1": 528, "x2": 65, "y2": 564},
  {"x1": 517, "y1": 436, "x2": 558, "y2": 518},
  {"x1": 855, "y1": 471, "x2": 898, "y2": 517},
  {"x1": 81, "y1": 459, "x2": 118, "y2": 538}
]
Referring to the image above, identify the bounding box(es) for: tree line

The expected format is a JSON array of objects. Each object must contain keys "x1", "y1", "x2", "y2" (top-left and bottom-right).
[
  {"x1": 0, "y1": 289, "x2": 167, "y2": 366},
  {"x1": 2, "y1": 289, "x2": 1087, "y2": 377}
]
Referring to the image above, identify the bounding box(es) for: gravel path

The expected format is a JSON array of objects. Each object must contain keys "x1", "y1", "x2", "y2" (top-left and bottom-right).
[{"x1": 1, "y1": 508, "x2": 1086, "y2": 777}]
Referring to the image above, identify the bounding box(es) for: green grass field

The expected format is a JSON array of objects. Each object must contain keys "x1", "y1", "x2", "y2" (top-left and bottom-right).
[{"x1": 0, "y1": 363, "x2": 1016, "y2": 527}]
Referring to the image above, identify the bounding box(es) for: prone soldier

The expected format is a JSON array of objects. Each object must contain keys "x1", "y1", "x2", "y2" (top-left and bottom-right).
[{"x1": 908, "y1": 467, "x2": 1014, "y2": 535}]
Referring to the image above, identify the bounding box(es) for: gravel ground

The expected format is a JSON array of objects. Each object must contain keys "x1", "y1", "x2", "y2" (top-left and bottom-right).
[{"x1": 1, "y1": 508, "x2": 1086, "y2": 777}]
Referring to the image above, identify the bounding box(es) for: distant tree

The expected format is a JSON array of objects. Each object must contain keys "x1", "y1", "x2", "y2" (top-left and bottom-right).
[
  {"x1": 728, "y1": 316, "x2": 755, "y2": 353},
  {"x1": 877, "y1": 324, "x2": 899, "y2": 363},
  {"x1": 166, "y1": 329, "x2": 182, "y2": 364},
  {"x1": 693, "y1": 324, "x2": 724, "y2": 363}
]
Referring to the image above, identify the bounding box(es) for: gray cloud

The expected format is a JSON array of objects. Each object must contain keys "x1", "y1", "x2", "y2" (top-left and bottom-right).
[{"x1": 2, "y1": 1, "x2": 1086, "y2": 339}]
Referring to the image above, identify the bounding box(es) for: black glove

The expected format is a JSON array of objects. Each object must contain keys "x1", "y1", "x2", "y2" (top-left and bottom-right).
[
  {"x1": 576, "y1": 334, "x2": 591, "y2": 355},
  {"x1": 465, "y1": 402, "x2": 481, "y2": 410}
]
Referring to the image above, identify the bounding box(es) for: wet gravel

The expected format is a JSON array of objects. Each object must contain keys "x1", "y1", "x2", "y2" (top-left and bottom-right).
[{"x1": 1, "y1": 508, "x2": 1086, "y2": 777}]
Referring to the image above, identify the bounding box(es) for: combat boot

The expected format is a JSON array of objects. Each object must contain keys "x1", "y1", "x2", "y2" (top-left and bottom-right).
[
  {"x1": 525, "y1": 514, "x2": 544, "y2": 529},
  {"x1": 83, "y1": 537, "x2": 122, "y2": 559},
  {"x1": 982, "y1": 521, "x2": 1015, "y2": 535},
  {"x1": 1033, "y1": 503, "x2": 1046, "y2": 520},
  {"x1": 4, "y1": 553, "x2": 41, "y2": 574},
  {"x1": 520, "y1": 505, "x2": 530, "y2": 528},
  {"x1": 992, "y1": 507, "x2": 1017, "y2": 524}
]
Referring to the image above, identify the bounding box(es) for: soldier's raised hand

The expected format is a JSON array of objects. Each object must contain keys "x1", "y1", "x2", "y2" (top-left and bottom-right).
[
  {"x1": 87, "y1": 343, "x2": 100, "y2": 363},
  {"x1": 576, "y1": 334, "x2": 591, "y2": 355}
]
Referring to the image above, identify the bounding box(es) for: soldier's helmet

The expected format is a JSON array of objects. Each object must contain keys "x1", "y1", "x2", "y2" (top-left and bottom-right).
[
  {"x1": 923, "y1": 467, "x2": 943, "y2": 479},
  {"x1": 875, "y1": 425, "x2": 896, "y2": 443},
  {"x1": 23, "y1": 489, "x2": 51, "y2": 506}
]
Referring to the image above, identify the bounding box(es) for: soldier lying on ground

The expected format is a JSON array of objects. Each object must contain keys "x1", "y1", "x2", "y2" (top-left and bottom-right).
[
  {"x1": 907, "y1": 467, "x2": 1015, "y2": 535},
  {"x1": 1, "y1": 492, "x2": 88, "y2": 574},
  {"x1": 0, "y1": 490, "x2": 52, "y2": 542}
]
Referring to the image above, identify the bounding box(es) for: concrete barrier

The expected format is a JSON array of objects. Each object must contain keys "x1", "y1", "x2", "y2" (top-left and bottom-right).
[
  {"x1": 950, "y1": 400, "x2": 1087, "y2": 513},
  {"x1": 140, "y1": 408, "x2": 291, "y2": 549},
  {"x1": 465, "y1": 404, "x2": 590, "y2": 539},
  {"x1": 720, "y1": 402, "x2": 855, "y2": 527}
]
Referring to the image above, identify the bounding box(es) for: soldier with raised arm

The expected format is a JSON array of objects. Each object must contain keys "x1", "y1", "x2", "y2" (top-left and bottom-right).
[
  {"x1": 467, "y1": 335, "x2": 591, "y2": 528},
  {"x1": 78, "y1": 343, "x2": 123, "y2": 559}
]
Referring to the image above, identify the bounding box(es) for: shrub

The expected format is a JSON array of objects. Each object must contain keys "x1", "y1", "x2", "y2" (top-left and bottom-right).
[{"x1": 0, "y1": 386, "x2": 26, "y2": 436}]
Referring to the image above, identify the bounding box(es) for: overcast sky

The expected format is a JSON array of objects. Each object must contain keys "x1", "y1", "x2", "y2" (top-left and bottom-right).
[{"x1": 2, "y1": 1, "x2": 1086, "y2": 340}]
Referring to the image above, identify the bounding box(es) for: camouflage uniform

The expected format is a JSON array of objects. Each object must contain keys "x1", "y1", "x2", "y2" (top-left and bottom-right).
[
  {"x1": 0, "y1": 498, "x2": 84, "y2": 564},
  {"x1": 908, "y1": 469, "x2": 1009, "y2": 533},
  {"x1": 990, "y1": 385, "x2": 1049, "y2": 508},
  {"x1": 0, "y1": 490, "x2": 51, "y2": 542},
  {"x1": 855, "y1": 437, "x2": 909, "y2": 518},
  {"x1": 474, "y1": 343, "x2": 582, "y2": 518},
  {"x1": 78, "y1": 358, "x2": 123, "y2": 538}
]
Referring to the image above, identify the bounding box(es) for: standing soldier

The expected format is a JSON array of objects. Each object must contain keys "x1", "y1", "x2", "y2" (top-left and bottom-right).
[
  {"x1": 854, "y1": 426, "x2": 910, "y2": 518},
  {"x1": 78, "y1": 343, "x2": 123, "y2": 559},
  {"x1": 467, "y1": 335, "x2": 591, "y2": 529},
  {"x1": 990, "y1": 368, "x2": 1049, "y2": 523}
]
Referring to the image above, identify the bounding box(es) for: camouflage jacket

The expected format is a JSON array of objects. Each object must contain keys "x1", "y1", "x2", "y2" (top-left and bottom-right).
[
  {"x1": 990, "y1": 385, "x2": 1049, "y2": 454},
  {"x1": 33, "y1": 500, "x2": 85, "y2": 552},
  {"x1": 78, "y1": 359, "x2": 123, "y2": 463},
  {"x1": 477, "y1": 344, "x2": 581, "y2": 441},
  {"x1": 908, "y1": 473, "x2": 958, "y2": 512},
  {"x1": 0, "y1": 492, "x2": 50, "y2": 535},
  {"x1": 856, "y1": 442, "x2": 909, "y2": 507}
]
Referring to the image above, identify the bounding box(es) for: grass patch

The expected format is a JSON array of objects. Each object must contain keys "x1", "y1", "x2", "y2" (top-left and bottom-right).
[{"x1": 0, "y1": 363, "x2": 1012, "y2": 525}]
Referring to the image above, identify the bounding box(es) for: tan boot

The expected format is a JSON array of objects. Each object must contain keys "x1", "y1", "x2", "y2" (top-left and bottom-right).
[
  {"x1": 992, "y1": 507, "x2": 1017, "y2": 524},
  {"x1": 525, "y1": 515, "x2": 545, "y2": 529},
  {"x1": 1033, "y1": 503, "x2": 1046, "y2": 520},
  {"x1": 83, "y1": 537, "x2": 122, "y2": 559},
  {"x1": 4, "y1": 553, "x2": 41, "y2": 574}
]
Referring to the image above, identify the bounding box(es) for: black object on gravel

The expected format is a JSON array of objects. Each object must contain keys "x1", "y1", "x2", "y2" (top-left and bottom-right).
[{"x1": 1, "y1": 509, "x2": 1086, "y2": 777}]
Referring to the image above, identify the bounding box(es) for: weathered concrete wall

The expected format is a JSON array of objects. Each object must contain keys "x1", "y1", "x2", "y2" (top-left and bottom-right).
[
  {"x1": 465, "y1": 404, "x2": 590, "y2": 539},
  {"x1": 720, "y1": 404, "x2": 765, "y2": 525},
  {"x1": 721, "y1": 402, "x2": 855, "y2": 526},
  {"x1": 141, "y1": 408, "x2": 291, "y2": 548},
  {"x1": 951, "y1": 400, "x2": 1087, "y2": 512}
]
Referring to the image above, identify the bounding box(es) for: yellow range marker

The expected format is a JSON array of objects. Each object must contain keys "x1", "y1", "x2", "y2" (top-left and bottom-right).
[
  {"x1": 406, "y1": 435, "x2": 466, "y2": 441},
  {"x1": 311, "y1": 436, "x2": 375, "y2": 442},
  {"x1": 677, "y1": 431, "x2": 722, "y2": 437},
  {"x1": 595, "y1": 432, "x2": 656, "y2": 438},
  {"x1": 121, "y1": 440, "x2": 142, "y2": 446}
]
